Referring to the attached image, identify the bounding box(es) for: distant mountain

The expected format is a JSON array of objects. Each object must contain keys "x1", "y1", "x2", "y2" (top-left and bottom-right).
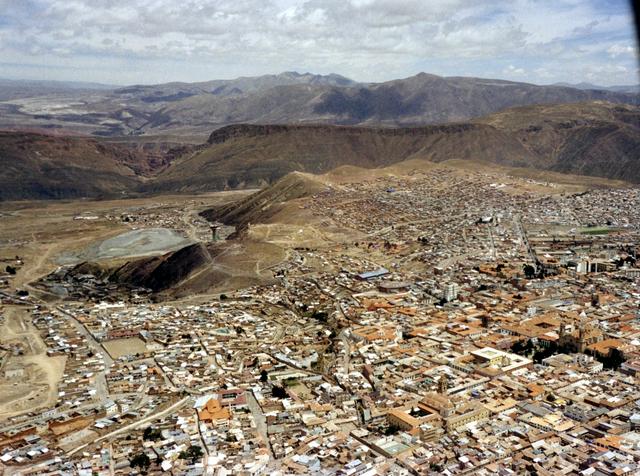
[
  {"x1": 0, "y1": 78, "x2": 116, "y2": 101},
  {"x1": 0, "y1": 78, "x2": 116, "y2": 90},
  {"x1": 311, "y1": 73, "x2": 639, "y2": 125},
  {"x1": 112, "y1": 71, "x2": 358, "y2": 101},
  {"x1": 0, "y1": 101, "x2": 637, "y2": 200},
  {"x1": 0, "y1": 72, "x2": 637, "y2": 137},
  {"x1": 553, "y1": 82, "x2": 639, "y2": 94}
]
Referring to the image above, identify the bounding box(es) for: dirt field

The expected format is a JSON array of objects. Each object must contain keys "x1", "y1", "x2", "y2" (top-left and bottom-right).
[
  {"x1": 103, "y1": 337, "x2": 148, "y2": 359},
  {"x1": 0, "y1": 189, "x2": 302, "y2": 306},
  {"x1": 0, "y1": 306, "x2": 66, "y2": 421},
  {"x1": 0, "y1": 191, "x2": 251, "y2": 296},
  {"x1": 58, "y1": 227, "x2": 194, "y2": 265},
  {"x1": 57, "y1": 428, "x2": 100, "y2": 452}
]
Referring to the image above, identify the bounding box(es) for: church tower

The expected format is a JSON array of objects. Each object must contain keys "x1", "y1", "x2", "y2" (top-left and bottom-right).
[
  {"x1": 438, "y1": 373, "x2": 449, "y2": 395},
  {"x1": 578, "y1": 321, "x2": 586, "y2": 353}
]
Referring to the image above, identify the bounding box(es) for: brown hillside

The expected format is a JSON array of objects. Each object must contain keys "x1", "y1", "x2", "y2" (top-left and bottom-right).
[
  {"x1": 110, "y1": 242, "x2": 210, "y2": 292},
  {"x1": 201, "y1": 171, "x2": 328, "y2": 226},
  {"x1": 0, "y1": 131, "x2": 143, "y2": 200},
  {"x1": 148, "y1": 122, "x2": 536, "y2": 193},
  {"x1": 149, "y1": 102, "x2": 640, "y2": 191},
  {"x1": 66, "y1": 243, "x2": 211, "y2": 293},
  {"x1": 476, "y1": 101, "x2": 640, "y2": 181},
  {"x1": 1, "y1": 101, "x2": 638, "y2": 200},
  {"x1": 63, "y1": 240, "x2": 284, "y2": 297}
]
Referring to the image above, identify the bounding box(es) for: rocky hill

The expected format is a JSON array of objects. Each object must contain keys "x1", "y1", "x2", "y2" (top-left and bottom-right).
[
  {"x1": 64, "y1": 243, "x2": 211, "y2": 293},
  {"x1": 109, "y1": 243, "x2": 210, "y2": 292},
  {"x1": 200, "y1": 171, "x2": 328, "y2": 226}
]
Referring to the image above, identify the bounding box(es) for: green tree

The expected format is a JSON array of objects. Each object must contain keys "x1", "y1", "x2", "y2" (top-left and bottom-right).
[
  {"x1": 312, "y1": 310, "x2": 329, "y2": 322},
  {"x1": 533, "y1": 342, "x2": 558, "y2": 363},
  {"x1": 260, "y1": 369, "x2": 269, "y2": 382},
  {"x1": 429, "y1": 462, "x2": 443, "y2": 472},
  {"x1": 510, "y1": 340, "x2": 527, "y2": 355},
  {"x1": 130, "y1": 453, "x2": 150, "y2": 472},
  {"x1": 523, "y1": 264, "x2": 536, "y2": 279},
  {"x1": 600, "y1": 348, "x2": 626, "y2": 370},
  {"x1": 179, "y1": 445, "x2": 204, "y2": 464},
  {"x1": 271, "y1": 385, "x2": 288, "y2": 399},
  {"x1": 524, "y1": 339, "x2": 535, "y2": 353},
  {"x1": 384, "y1": 424, "x2": 400, "y2": 435},
  {"x1": 143, "y1": 426, "x2": 162, "y2": 441}
]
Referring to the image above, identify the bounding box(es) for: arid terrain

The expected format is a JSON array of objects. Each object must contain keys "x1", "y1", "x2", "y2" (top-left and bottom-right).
[
  {"x1": 1, "y1": 72, "x2": 637, "y2": 138},
  {"x1": 1, "y1": 150, "x2": 639, "y2": 475},
  {"x1": 1, "y1": 101, "x2": 638, "y2": 201},
  {"x1": 0, "y1": 306, "x2": 66, "y2": 420},
  {"x1": 0, "y1": 157, "x2": 630, "y2": 310},
  {"x1": 0, "y1": 67, "x2": 639, "y2": 475}
]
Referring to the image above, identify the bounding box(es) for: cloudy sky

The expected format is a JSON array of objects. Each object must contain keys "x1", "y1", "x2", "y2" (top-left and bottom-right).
[{"x1": 0, "y1": 0, "x2": 638, "y2": 86}]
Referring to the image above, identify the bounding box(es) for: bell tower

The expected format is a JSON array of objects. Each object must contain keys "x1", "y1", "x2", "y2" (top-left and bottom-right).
[{"x1": 438, "y1": 373, "x2": 449, "y2": 395}]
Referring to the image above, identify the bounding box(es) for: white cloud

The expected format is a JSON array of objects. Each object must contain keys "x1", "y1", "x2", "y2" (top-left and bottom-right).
[
  {"x1": 0, "y1": 0, "x2": 637, "y2": 85},
  {"x1": 503, "y1": 65, "x2": 525, "y2": 75},
  {"x1": 607, "y1": 44, "x2": 636, "y2": 58}
]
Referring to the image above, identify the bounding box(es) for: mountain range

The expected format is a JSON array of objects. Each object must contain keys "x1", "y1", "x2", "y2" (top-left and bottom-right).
[
  {"x1": 1, "y1": 72, "x2": 638, "y2": 138},
  {"x1": 552, "y1": 82, "x2": 639, "y2": 94}
]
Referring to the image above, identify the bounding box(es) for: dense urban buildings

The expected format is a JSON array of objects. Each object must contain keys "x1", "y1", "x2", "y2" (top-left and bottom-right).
[
  {"x1": 1, "y1": 165, "x2": 639, "y2": 475},
  {"x1": 2, "y1": 0, "x2": 639, "y2": 473}
]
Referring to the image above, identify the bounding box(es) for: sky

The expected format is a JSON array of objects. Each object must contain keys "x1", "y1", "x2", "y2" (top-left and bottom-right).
[{"x1": 0, "y1": 0, "x2": 638, "y2": 86}]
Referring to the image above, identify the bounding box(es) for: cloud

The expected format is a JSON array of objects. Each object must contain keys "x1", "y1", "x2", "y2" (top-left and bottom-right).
[
  {"x1": 503, "y1": 65, "x2": 525, "y2": 75},
  {"x1": 0, "y1": 0, "x2": 637, "y2": 85},
  {"x1": 607, "y1": 44, "x2": 636, "y2": 58}
]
